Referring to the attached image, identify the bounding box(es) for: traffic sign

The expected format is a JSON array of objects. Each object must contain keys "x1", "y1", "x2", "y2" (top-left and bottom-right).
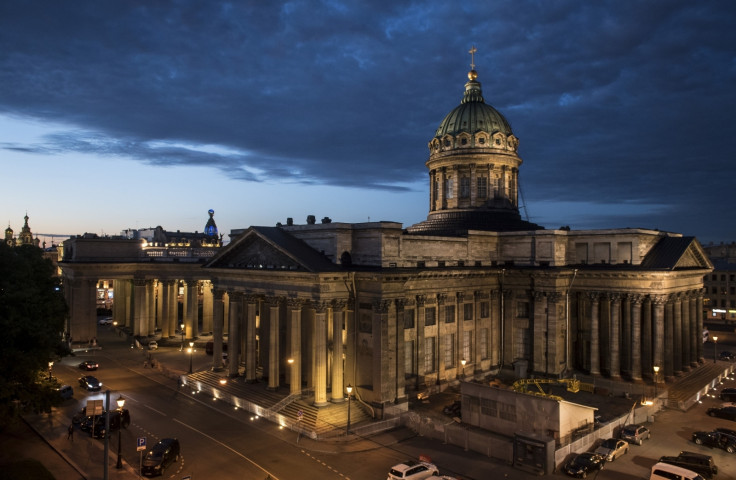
[
  {"x1": 86, "y1": 399, "x2": 103, "y2": 416},
  {"x1": 137, "y1": 437, "x2": 147, "y2": 451}
]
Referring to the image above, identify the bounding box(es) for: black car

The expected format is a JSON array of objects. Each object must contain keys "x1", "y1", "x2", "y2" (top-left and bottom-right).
[
  {"x1": 91, "y1": 409, "x2": 131, "y2": 438},
  {"x1": 659, "y1": 451, "x2": 718, "y2": 479},
  {"x1": 78, "y1": 375, "x2": 102, "y2": 391},
  {"x1": 719, "y1": 351, "x2": 734, "y2": 361},
  {"x1": 706, "y1": 405, "x2": 736, "y2": 421},
  {"x1": 142, "y1": 438, "x2": 180, "y2": 476},
  {"x1": 720, "y1": 388, "x2": 736, "y2": 402},
  {"x1": 692, "y1": 430, "x2": 736, "y2": 453},
  {"x1": 78, "y1": 360, "x2": 99, "y2": 371},
  {"x1": 563, "y1": 452, "x2": 605, "y2": 478}
]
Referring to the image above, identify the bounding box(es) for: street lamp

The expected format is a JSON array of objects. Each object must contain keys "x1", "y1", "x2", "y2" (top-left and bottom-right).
[
  {"x1": 180, "y1": 323, "x2": 185, "y2": 351},
  {"x1": 653, "y1": 365, "x2": 660, "y2": 398},
  {"x1": 48, "y1": 361, "x2": 53, "y2": 381},
  {"x1": 713, "y1": 336, "x2": 719, "y2": 363},
  {"x1": 460, "y1": 359, "x2": 466, "y2": 378},
  {"x1": 115, "y1": 395, "x2": 125, "y2": 469},
  {"x1": 188, "y1": 341, "x2": 194, "y2": 373},
  {"x1": 346, "y1": 384, "x2": 353, "y2": 435}
]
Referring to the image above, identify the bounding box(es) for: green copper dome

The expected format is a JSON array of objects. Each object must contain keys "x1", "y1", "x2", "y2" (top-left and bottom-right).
[{"x1": 434, "y1": 70, "x2": 513, "y2": 139}]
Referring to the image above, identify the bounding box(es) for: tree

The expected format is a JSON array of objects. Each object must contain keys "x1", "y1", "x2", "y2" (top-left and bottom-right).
[{"x1": 0, "y1": 243, "x2": 69, "y2": 424}]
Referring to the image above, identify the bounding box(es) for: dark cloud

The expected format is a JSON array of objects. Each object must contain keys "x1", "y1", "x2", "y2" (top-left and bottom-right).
[{"x1": 1, "y1": 0, "x2": 735, "y2": 242}]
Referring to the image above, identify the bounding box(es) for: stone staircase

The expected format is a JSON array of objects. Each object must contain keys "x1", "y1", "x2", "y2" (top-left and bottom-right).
[
  {"x1": 666, "y1": 361, "x2": 735, "y2": 410},
  {"x1": 184, "y1": 370, "x2": 372, "y2": 437}
]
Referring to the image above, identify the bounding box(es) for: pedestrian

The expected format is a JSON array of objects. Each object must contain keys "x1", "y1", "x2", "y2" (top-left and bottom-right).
[{"x1": 67, "y1": 423, "x2": 74, "y2": 441}]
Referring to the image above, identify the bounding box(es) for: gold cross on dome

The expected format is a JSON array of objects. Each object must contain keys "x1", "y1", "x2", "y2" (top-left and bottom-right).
[{"x1": 469, "y1": 45, "x2": 477, "y2": 70}]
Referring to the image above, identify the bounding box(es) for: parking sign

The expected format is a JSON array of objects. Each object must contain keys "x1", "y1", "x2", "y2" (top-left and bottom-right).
[{"x1": 137, "y1": 437, "x2": 146, "y2": 451}]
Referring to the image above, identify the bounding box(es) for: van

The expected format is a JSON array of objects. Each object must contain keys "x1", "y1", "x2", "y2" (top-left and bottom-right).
[
  {"x1": 651, "y1": 462, "x2": 705, "y2": 480},
  {"x1": 659, "y1": 452, "x2": 717, "y2": 479}
]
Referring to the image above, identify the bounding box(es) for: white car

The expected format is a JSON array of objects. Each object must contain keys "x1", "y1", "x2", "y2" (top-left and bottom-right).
[
  {"x1": 98, "y1": 317, "x2": 113, "y2": 325},
  {"x1": 148, "y1": 341, "x2": 158, "y2": 350},
  {"x1": 387, "y1": 460, "x2": 439, "y2": 480}
]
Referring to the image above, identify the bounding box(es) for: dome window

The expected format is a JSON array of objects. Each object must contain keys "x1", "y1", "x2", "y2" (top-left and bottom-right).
[
  {"x1": 444, "y1": 139, "x2": 451, "y2": 147},
  {"x1": 495, "y1": 139, "x2": 501, "y2": 145},
  {"x1": 479, "y1": 138, "x2": 485, "y2": 144},
  {"x1": 461, "y1": 138, "x2": 467, "y2": 145}
]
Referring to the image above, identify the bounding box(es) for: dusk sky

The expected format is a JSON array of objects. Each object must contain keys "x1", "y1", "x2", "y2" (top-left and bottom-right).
[{"x1": 2, "y1": 1, "x2": 735, "y2": 247}]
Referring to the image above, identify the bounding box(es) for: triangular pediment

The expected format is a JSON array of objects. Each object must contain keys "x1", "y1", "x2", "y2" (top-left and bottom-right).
[
  {"x1": 205, "y1": 226, "x2": 335, "y2": 272},
  {"x1": 641, "y1": 236, "x2": 713, "y2": 270},
  {"x1": 675, "y1": 240, "x2": 713, "y2": 269}
]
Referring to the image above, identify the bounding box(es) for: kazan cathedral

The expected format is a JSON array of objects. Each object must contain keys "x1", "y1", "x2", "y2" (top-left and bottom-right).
[{"x1": 58, "y1": 60, "x2": 712, "y2": 419}]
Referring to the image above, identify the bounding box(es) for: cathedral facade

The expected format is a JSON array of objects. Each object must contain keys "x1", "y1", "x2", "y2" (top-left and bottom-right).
[{"x1": 58, "y1": 65, "x2": 712, "y2": 416}]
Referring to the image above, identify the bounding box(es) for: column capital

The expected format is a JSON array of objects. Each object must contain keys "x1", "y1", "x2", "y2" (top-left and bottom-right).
[
  {"x1": 313, "y1": 300, "x2": 330, "y2": 313},
  {"x1": 287, "y1": 298, "x2": 305, "y2": 309},
  {"x1": 416, "y1": 294, "x2": 427, "y2": 307},
  {"x1": 332, "y1": 299, "x2": 348, "y2": 310},
  {"x1": 373, "y1": 300, "x2": 392, "y2": 314}
]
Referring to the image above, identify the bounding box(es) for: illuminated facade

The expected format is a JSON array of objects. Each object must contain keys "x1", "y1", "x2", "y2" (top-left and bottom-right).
[{"x1": 58, "y1": 65, "x2": 712, "y2": 420}]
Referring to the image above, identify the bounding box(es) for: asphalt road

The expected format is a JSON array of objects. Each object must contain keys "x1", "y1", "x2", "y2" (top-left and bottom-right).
[{"x1": 25, "y1": 323, "x2": 736, "y2": 480}]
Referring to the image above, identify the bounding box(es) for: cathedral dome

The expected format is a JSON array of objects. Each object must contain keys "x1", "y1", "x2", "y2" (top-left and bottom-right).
[{"x1": 433, "y1": 70, "x2": 513, "y2": 141}]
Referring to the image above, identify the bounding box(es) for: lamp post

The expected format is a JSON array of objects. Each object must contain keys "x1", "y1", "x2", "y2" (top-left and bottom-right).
[
  {"x1": 48, "y1": 361, "x2": 53, "y2": 381},
  {"x1": 188, "y1": 341, "x2": 194, "y2": 373},
  {"x1": 115, "y1": 395, "x2": 125, "y2": 469},
  {"x1": 180, "y1": 323, "x2": 185, "y2": 351},
  {"x1": 713, "y1": 336, "x2": 719, "y2": 363},
  {"x1": 653, "y1": 365, "x2": 660, "y2": 398},
  {"x1": 460, "y1": 359, "x2": 466, "y2": 379},
  {"x1": 345, "y1": 384, "x2": 352, "y2": 435}
]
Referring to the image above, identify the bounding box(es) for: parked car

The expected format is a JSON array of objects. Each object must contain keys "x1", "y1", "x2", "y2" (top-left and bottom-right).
[
  {"x1": 659, "y1": 451, "x2": 718, "y2": 479},
  {"x1": 79, "y1": 410, "x2": 105, "y2": 432},
  {"x1": 147, "y1": 340, "x2": 158, "y2": 350},
  {"x1": 142, "y1": 438, "x2": 180, "y2": 476},
  {"x1": 594, "y1": 438, "x2": 629, "y2": 461},
  {"x1": 78, "y1": 360, "x2": 99, "y2": 371},
  {"x1": 563, "y1": 452, "x2": 605, "y2": 478},
  {"x1": 387, "y1": 460, "x2": 439, "y2": 480},
  {"x1": 91, "y1": 409, "x2": 131, "y2": 438},
  {"x1": 720, "y1": 388, "x2": 736, "y2": 402},
  {"x1": 705, "y1": 405, "x2": 736, "y2": 421},
  {"x1": 719, "y1": 351, "x2": 734, "y2": 361},
  {"x1": 620, "y1": 424, "x2": 651, "y2": 446},
  {"x1": 716, "y1": 427, "x2": 736, "y2": 437},
  {"x1": 98, "y1": 317, "x2": 113, "y2": 325},
  {"x1": 78, "y1": 375, "x2": 102, "y2": 391},
  {"x1": 692, "y1": 430, "x2": 736, "y2": 453}
]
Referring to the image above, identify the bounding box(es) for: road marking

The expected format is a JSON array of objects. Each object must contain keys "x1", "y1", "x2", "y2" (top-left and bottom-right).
[
  {"x1": 173, "y1": 418, "x2": 279, "y2": 480},
  {"x1": 143, "y1": 404, "x2": 166, "y2": 416}
]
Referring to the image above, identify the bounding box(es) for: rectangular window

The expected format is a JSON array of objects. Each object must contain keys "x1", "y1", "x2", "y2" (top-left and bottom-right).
[
  {"x1": 731, "y1": 287, "x2": 735, "y2": 295},
  {"x1": 405, "y1": 341, "x2": 415, "y2": 376},
  {"x1": 712, "y1": 274, "x2": 718, "y2": 281},
  {"x1": 499, "y1": 402, "x2": 517, "y2": 422},
  {"x1": 481, "y1": 398, "x2": 497, "y2": 417},
  {"x1": 477, "y1": 177, "x2": 488, "y2": 199},
  {"x1": 424, "y1": 337, "x2": 436, "y2": 373},
  {"x1": 444, "y1": 334, "x2": 455, "y2": 368},
  {"x1": 480, "y1": 328, "x2": 489, "y2": 359},
  {"x1": 731, "y1": 274, "x2": 735, "y2": 282},
  {"x1": 480, "y1": 301, "x2": 490, "y2": 318},
  {"x1": 446, "y1": 177, "x2": 453, "y2": 199},
  {"x1": 460, "y1": 177, "x2": 470, "y2": 198},
  {"x1": 464, "y1": 303, "x2": 473, "y2": 321},
  {"x1": 404, "y1": 309, "x2": 415, "y2": 329},
  {"x1": 425, "y1": 307, "x2": 436, "y2": 326},
  {"x1": 445, "y1": 305, "x2": 455, "y2": 323},
  {"x1": 517, "y1": 301, "x2": 530, "y2": 318},
  {"x1": 463, "y1": 330, "x2": 472, "y2": 362}
]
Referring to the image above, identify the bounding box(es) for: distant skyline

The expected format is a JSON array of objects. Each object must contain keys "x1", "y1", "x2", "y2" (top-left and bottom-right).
[{"x1": 2, "y1": 1, "x2": 736, "y2": 247}]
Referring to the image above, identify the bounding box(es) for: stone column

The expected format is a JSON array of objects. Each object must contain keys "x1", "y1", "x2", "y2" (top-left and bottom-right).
[
  {"x1": 373, "y1": 299, "x2": 395, "y2": 404},
  {"x1": 689, "y1": 292, "x2": 699, "y2": 367},
  {"x1": 66, "y1": 278, "x2": 97, "y2": 344},
  {"x1": 227, "y1": 292, "x2": 241, "y2": 378},
  {"x1": 155, "y1": 281, "x2": 163, "y2": 334},
  {"x1": 146, "y1": 280, "x2": 156, "y2": 336},
  {"x1": 313, "y1": 302, "x2": 329, "y2": 406},
  {"x1": 394, "y1": 299, "x2": 406, "y2": 401},
  {"x1": 547, "y1": 292, "x2": 564, "y2": 376},
  {"x1": 331, "y1": 300, "x2": 346, "y2": 402},
  {"x1": 502, "y1": 290, "x2": 514, "y2": 366},
  {"x1": 202, "y1": 280, "x2": 213, "y2": 335},
  {"x1": 673, "y1": 294, "x2": 683, "y2": 375},
  {"x1": 244, "y1": 295, "x2": 258, "y2": 382},
  {"x1": 267, "y1": 298, "x2": 281, "y2": 390},
  {"x1": 653, "y1": 295, "x2": 666, "y2": 375},
  {"x1": 630, "y1": 295, "x2": 643, "y2": 382},
  {"x1": 490, "y1": 290, "x2": 500, "y2": 367},
  {"x1": 664, "y1": 297, "x2": 675, "y2": 380},
  {"x1": 621, "y1": 295, "x2": 631, "y2": 375},
  {"x1": 642, "y1": 296, "x2": 653, "y2": 378},
  {"x1": 415, "y1": 295, "x2": 426, "y2": 389},
  {"x1": 696, "y1": 291, "x2": 705, "y2": 363},
  {"x1": 160, "y1": 280, "x2": 171, "y2": 338},
  {"x1": 610, "y1": 294, "x2": 621, "y2": 379},
  {"x1": 588, "y1": 292, "x2": 600, "y2": 376},
  {"x1": 532, "y1": 291, "x2": 547, "y2": 375},
  {"x1": 212, "y1": 289, "x2": 225, "y2": 371},
  {"x1": 133, "y1": 278, "x2": 146, "y2": 337},
  {"x1": 681, "y1": 293, "x2": 691, "y2": 372},
  {"x1": 185, "y1": 279, "x2": 199, "y2": 339},
  {"x1": 288, "y1": 299, "x2": 303, "y2": 395},
  {"x1": 112, "y1": 279, "x2": 127, "y2": 329}
]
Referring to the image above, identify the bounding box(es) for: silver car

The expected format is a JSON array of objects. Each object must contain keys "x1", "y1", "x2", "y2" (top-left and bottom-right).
[{"x1": 595, "y1": 438, "x2": 629, "y2": 461}]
